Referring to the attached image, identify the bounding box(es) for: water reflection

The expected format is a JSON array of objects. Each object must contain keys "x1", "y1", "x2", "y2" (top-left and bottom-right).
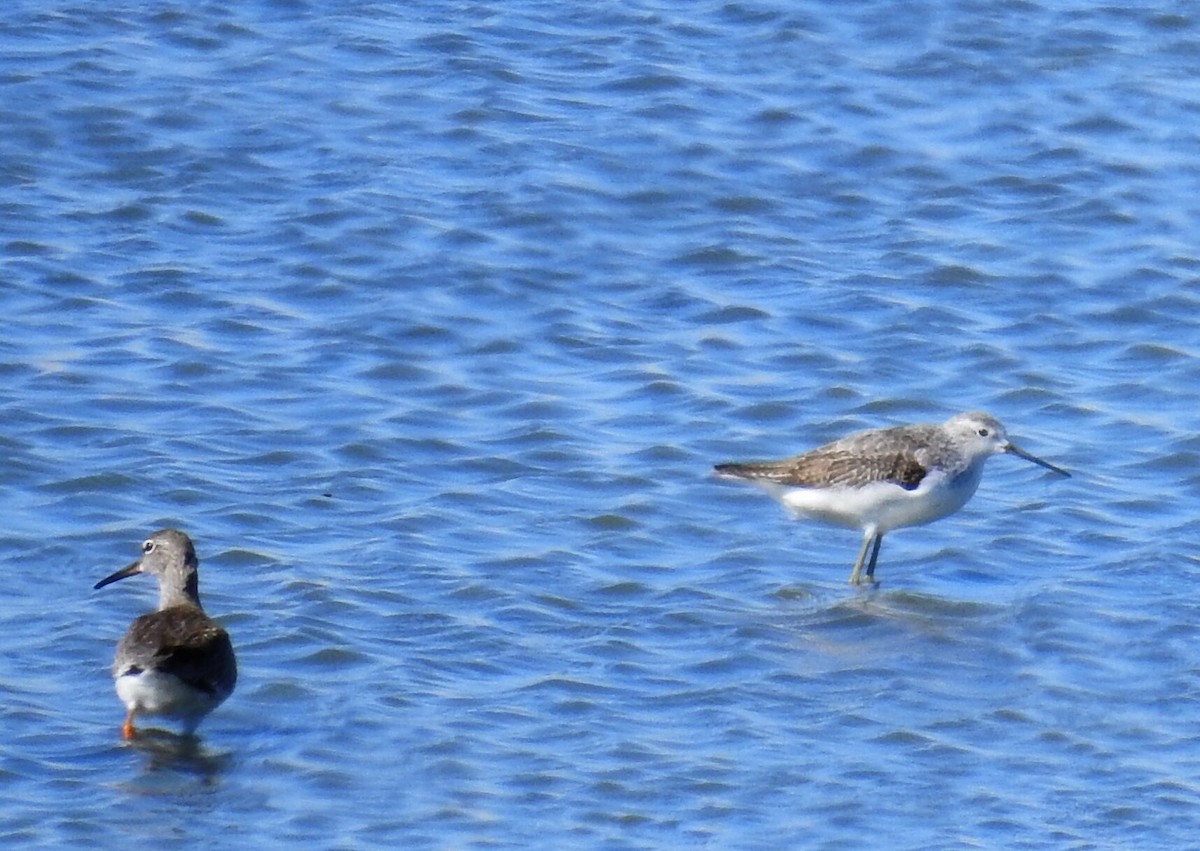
[{"x1": 120, "y1": 729, "x2": 231, "y2": 782}]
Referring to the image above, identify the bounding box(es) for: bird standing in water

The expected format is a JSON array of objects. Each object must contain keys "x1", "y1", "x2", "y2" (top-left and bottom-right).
[
  {"x1": 94, "y1": 529, "x2": 236, "y2": 739},
  {"x1": 714, "y1": 412, "x2": 1070, "y2": 584}
]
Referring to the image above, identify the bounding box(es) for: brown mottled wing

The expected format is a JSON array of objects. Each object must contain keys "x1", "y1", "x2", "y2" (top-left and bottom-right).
[
  {"x1": 715, "y1": 425, "x2": 932, "y2": 490},
  {"x1": 115, "y1": 606, "x2": 237, "y2": 697}
]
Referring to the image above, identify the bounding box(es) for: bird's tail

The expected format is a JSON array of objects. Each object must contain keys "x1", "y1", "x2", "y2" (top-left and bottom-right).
[{"x1": 713, "y1": 461, "x2": 789, "y2": 482}]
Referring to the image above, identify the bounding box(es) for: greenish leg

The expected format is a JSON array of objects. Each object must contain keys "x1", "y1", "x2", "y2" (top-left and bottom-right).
[
  {"x1": 849, "y1": 530, "x2": 882, "y2": 585},
  {"x1": 864, "y1": 534, "x2": 883, "y2": 582}
]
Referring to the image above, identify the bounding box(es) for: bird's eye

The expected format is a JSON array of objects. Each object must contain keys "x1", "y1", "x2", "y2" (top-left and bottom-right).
[
  {"x1": 142, "y1": 540, "x2": 155, "y2": 553},
  {"x1": 977, "y1": 428, "x2": 990, "y2": 437}
]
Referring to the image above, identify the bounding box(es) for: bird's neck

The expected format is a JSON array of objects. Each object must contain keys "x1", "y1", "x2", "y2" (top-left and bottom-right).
[
  {"x1": 952, "y1": 456, "x2": 989, "y2": 489},
  {"x1": 159, "y1": 571, "x2": 203, "y2": 610}
]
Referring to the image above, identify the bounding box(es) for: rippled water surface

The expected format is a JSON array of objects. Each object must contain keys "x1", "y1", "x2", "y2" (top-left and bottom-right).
[{"x1": 4, "y1": 1, "x2": 1200, "y2": 848}]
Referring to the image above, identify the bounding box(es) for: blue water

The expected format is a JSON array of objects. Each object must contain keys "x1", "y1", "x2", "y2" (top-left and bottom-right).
[{"x1": 3, "y1": 1, "x2": 1200, "y2": 848}]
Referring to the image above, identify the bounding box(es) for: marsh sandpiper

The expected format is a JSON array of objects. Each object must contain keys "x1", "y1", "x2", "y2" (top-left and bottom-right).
[{"x1": 715, "y1": 412, "x2": 1070, "y2": 584}]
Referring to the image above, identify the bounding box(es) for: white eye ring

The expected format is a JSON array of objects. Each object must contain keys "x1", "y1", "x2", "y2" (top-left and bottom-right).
[{"x1": 142, "y1": 540, "x2": 155, "y2": 553}]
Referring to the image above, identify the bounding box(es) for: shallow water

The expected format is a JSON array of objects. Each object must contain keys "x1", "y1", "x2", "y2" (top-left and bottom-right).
[{"x1": 3, "y1": 1, "x2": 1200, "y2": 848}]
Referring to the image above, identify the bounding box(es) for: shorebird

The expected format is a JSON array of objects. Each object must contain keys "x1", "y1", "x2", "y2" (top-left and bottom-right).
[
  {"x1": 714, "y1": 412, "x2": 1070, "y2": 584},
  {"x1": 94, "y1": 529, "x2": 237, "y2": 739}
]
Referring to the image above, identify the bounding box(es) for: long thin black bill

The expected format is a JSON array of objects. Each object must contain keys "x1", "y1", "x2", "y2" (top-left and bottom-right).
[
  {"x1": 93, "y1": 560, "x2": 142, "y2": 590},
  {"x1": 1007, "y1": 442, "x2": 1070, "y2": 477}
]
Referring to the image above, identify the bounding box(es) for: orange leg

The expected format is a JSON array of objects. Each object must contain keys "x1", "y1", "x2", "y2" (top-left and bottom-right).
[{"x1": 121, "y1": 709, "x2": 137, "y2": 740}]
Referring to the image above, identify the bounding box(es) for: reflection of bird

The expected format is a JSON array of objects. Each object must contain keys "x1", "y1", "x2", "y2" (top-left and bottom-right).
[
  {"x1": 715, "y1": 412, "x2": 1070, "y2": 584},
  {"x1": 94, "y1": 529, "x2": 237, "y2": 739}
]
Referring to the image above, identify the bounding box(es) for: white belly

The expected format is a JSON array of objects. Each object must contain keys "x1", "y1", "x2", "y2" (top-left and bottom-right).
[
  {"x1": 116, "y1": 670, "x2": 222, "y2": 722},
  {"x1": 763, "y1": 466, "x2": 984, "y2": 534}
]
